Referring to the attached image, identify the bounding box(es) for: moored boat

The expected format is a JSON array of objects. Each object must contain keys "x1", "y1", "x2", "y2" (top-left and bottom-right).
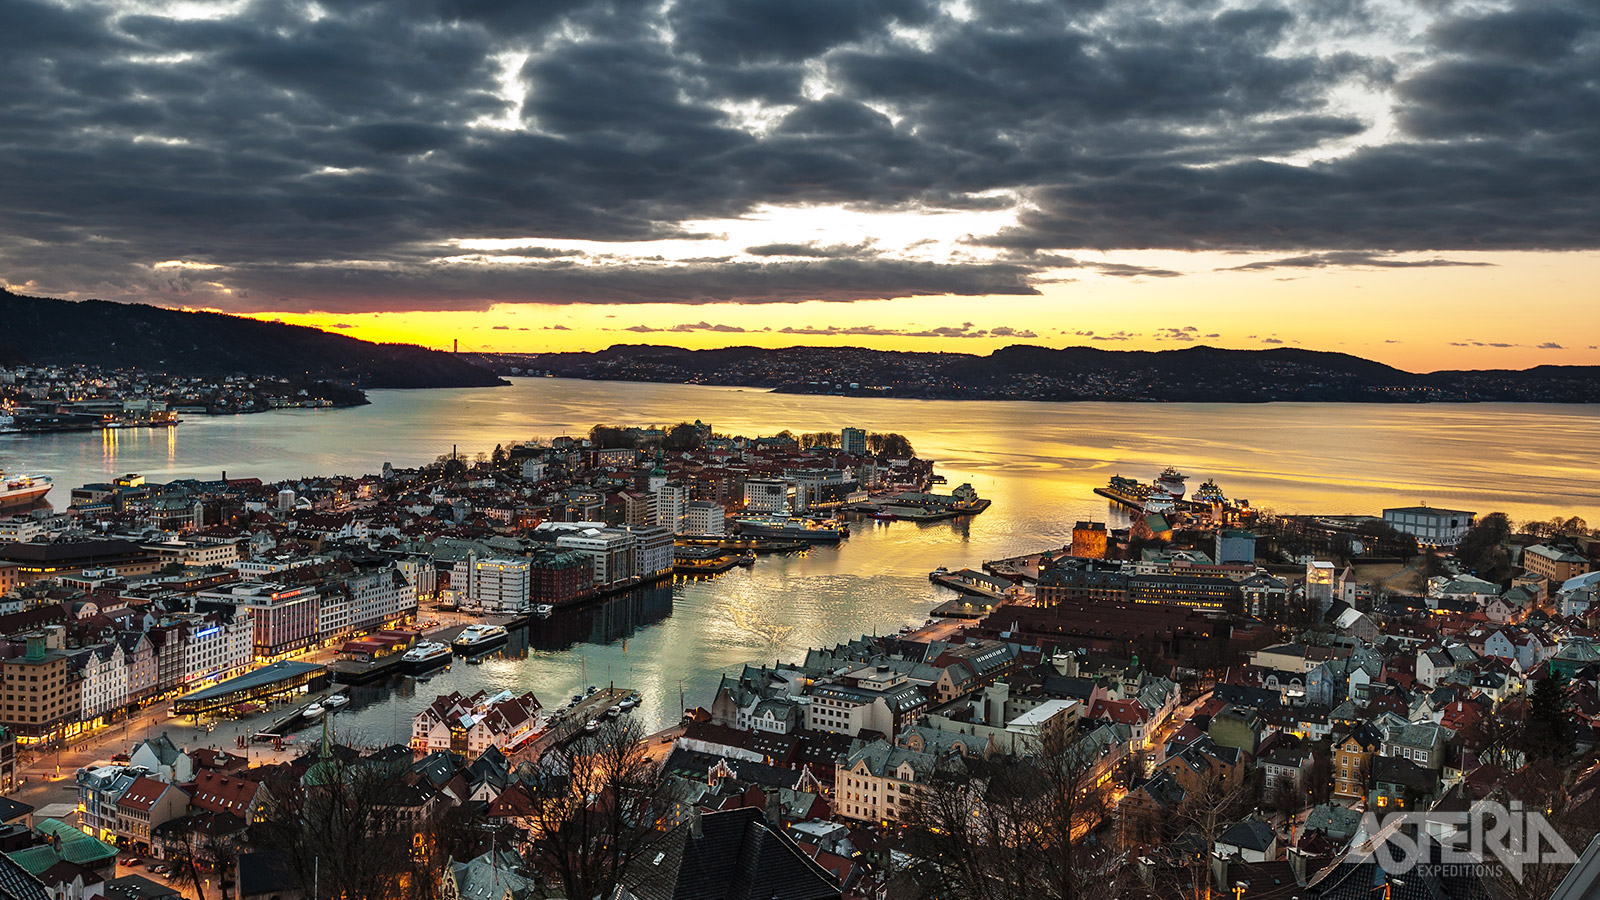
[
  {"x1": 402, "y1": 641, "x2": 453, "y2": 674},
  {"x1": 0, "y1": 471, "x2": 53, "y2": 509},
  {"x1": 452, "y1": 623, "x2": 509, "y2": 655},
  {"x1": 733, "y1": 515, "x2": 848, "y2": 543}
]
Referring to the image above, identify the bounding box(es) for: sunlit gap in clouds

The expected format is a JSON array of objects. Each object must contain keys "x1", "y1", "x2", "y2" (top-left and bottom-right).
[{"x1": 450, "y1": 201, "x2": 1025, "y2": 267}]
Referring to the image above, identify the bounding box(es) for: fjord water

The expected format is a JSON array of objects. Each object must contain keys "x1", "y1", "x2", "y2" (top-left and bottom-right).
[{"x1": 3, "y1": 379, "x2": 1597, "y2": 741}]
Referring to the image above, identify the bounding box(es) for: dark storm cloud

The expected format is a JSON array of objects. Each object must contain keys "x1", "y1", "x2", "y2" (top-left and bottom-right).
[
  {"x1": 745, "y1": 241, "x2": 875, "y2": 258},
  {"x1": 623, "y1": 321, "x2": 751, "y2": 333},
  {"x1": 1220, "y1": 251, "x2": 1495, "y2": 271},
  {"x1": 771, "y1": 321, "x2": 1036, "y2": 339},
  {"x1": 1, "y1": 0, "x2": 1596, "y2": 312},
  {"x1": 184, "y1": 257, "x2": 1040, "y2": 313}
]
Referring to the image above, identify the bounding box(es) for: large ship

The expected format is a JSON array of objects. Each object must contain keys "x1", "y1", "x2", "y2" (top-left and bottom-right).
[
  {"x1": 1154, "y1": 467, "x2": 1187, "y2": 500},
  {"x1": 1192, "y1": 479, "x2": 1227, "y2": 505},
  {"x1": 0, "y1": 471, "x2": 53, "y2": 510},
  {"x1": 732, "y1": 515, "x2": 848, "y2": 543},
  {"x1": 452, "y1": 623, "x2": 509, "y2": 655},
  {"x1": 401, "y1": 641, "x2": 453, "y2": 675}
]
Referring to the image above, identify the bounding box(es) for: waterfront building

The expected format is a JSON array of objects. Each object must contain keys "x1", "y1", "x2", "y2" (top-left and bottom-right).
[
  {"x1": 625, "y1": 525, "x2": 674, "y2": 580},
  {"x1": 1382, "y1": 506, "x2": 1476, "y2": 548},
  {"x1": 528, "y1": 549, "x2": 594, "y2": 606},
  {"x1": 743, "y1": 478, "x2": 795, "y2": 515},
  {"x1": 0, "y1": 634, "x2": 80, "y2": 742},
  {"x1": 197, "y1": 583, "x2": 318, "y2": 659},
  {"x1": 684, "y1": 501, "x2": 726, "y2": 536},
  {"x1": 318, "y1": 564, "x2": 417, "y2": 641},
  {"x1": 472, "y1": 558, "x2": 532, "y2": 614},
  {"x1": 410, "y1": 689, "x2": 542, "y2": 756},
  {"x1": 553, "y1": 528, "x2": 636, "y2": 590},
  {"x1": 840, "y1": 427, "x2": 866, "y2": 456},
  {"x1": 1070, "y1": 521, "x2": 1107, "y2": 559},
  {"x1": 1036, "y1": 558, "x2": 1130, "y2": 605}
]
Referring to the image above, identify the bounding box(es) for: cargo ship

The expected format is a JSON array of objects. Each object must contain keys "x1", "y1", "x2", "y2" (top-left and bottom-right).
[{"x1": 0, "y1": 471, "x2": 53, "y2": 510}]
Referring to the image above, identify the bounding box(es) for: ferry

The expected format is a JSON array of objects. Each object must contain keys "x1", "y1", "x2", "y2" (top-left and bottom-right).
[
  {"x1": 732, "y1": 515, "x2": 848, "y2": 543},
  {"x1": 402, "y1": 641, "x2": 452, "y2": 674},
  {"x1": 452, "y1": 623, "x2": 509, "y2": 655},
  {"x1": 0, "y1": 471, "x2": 53, "y2": 510}
]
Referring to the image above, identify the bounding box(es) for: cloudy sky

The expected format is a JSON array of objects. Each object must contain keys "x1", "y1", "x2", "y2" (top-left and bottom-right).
[{"x1": 3, "y1": 0, "x2": 1596, "y2": 369}]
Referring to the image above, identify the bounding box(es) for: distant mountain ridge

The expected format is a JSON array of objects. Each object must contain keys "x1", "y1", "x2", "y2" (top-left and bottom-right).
[
  {"x1": 0, "y1": 291, "x2": 505, "y2": 388},
  {"x1": 490, "y1": 343, "x2": 1600, "y2": 403}
]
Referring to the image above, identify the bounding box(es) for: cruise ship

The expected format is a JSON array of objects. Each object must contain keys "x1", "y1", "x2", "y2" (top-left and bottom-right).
[
  {"x1": 452, "y1": 623, "x2": 509, "y2": 655},
  {"x1": 732, "y1": 515, "x2": 848, "y2": 543},
  {"x1": 0, "y1": 471, "x2": 53, "y2": 510},
  {"x1": 402, "y1": 641, "x2": 452, "y2": 674}
]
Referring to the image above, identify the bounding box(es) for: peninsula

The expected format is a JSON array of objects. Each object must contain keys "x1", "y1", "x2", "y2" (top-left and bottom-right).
[{"x1": 488, "y1": 344, "x2": 1600, "y2": 403}]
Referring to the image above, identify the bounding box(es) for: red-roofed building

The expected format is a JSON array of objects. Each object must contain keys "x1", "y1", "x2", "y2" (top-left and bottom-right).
[
  {"x1": 1089, "y1": 697, "x2": 1154, "y2": 747},
  {"x1": 410, "y1": 690, "x2": 543, "y2": 756},
  {"x1": 182, "y1": 771, "x2": 266, "y2": 824},
  {"x1": 115, "y1": 775, "x2": 190, "y2": 852}
]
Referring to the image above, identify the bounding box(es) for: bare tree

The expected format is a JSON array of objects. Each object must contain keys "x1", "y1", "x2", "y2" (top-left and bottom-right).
[
  {"x1": 521, "y1": 717, "x2": 669, "y2": 900},
  {"x1": 254, "y1": 755, "x2": 429, "y2": 900},
  {"x1": 903, "y1": 729, "x2": 1119, "y2": 900}
]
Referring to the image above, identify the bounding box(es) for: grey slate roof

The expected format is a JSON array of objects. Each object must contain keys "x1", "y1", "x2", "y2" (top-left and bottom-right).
[{"x1": 613, "y1": 807, "x2": 841, "y2": 900}]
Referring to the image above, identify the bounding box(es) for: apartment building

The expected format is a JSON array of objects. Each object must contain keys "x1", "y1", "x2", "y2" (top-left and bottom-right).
[
  {"x1": 834, "y1": 740, "x2": 936, "y2": 824},
  {"x1": 1, "y1": 634, "x2": 81, "y2": 740}
]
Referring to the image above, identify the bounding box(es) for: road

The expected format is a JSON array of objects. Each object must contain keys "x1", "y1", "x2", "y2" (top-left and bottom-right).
[{"x1": 7, "y1": 606, "x2": 477, "y2": 811}]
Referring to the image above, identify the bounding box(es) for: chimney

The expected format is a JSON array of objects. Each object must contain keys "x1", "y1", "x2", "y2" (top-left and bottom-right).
[{"x1": 689, "y1": 806, "x2": 703, "y2": 839}]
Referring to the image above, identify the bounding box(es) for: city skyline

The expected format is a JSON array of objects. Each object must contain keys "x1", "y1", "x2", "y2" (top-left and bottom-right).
[{"x1": 4, "y1": 0, "x2": 1598, "y2": 371}]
